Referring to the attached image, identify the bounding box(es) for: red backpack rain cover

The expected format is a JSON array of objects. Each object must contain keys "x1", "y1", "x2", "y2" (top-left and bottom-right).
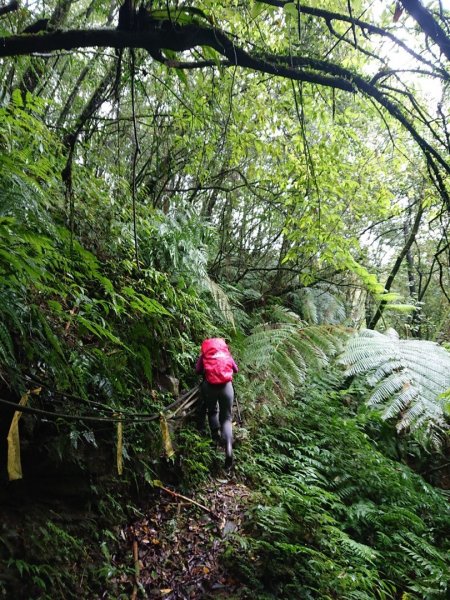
[{"x1": 201, "y1": 338, "x2": 234, "y2": 384}]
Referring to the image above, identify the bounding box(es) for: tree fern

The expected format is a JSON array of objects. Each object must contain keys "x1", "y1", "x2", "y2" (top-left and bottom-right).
[
  {"x1": 289, "y1": 284, "x2": 347, "y2": 325},
  {"x1": 339, "y1": 329, "x2": 450, "y2": 437},
  {"x1": 241, "y1": 308, "x2": 344, "y2": 403},
  {"x1": 231, "y1": 370, "x2": 450, "y2": 599}
]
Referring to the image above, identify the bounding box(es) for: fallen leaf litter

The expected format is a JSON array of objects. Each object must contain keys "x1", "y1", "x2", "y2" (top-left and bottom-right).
[{"x1": 108, "y1": 478, "x2": 250, "y2": 599}]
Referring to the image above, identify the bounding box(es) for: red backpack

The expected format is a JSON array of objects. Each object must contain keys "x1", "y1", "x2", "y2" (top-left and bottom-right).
[{"x1": 201, "y1": 338, "x2": 235, "y2": 384}]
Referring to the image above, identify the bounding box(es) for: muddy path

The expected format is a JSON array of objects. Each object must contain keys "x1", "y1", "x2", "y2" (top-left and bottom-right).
[{"x1": 104, "y1": 477, "x2": 251, "y2": 599}]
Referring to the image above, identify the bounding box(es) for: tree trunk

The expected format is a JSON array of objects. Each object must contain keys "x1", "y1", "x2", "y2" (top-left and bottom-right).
[{"x1": 368, "y1": 202, "x2": 424, "y2": 330}]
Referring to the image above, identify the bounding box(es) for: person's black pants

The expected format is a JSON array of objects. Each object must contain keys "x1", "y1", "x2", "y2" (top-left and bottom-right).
[{"x1": 198, "y1": 380, "x2": 234, "y2": 459}]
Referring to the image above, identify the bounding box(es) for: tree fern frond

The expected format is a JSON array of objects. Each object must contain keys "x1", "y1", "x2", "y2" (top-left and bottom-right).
[
  {"x1": 383, "y1": 328, "x2": 400, "y2": 341},
  {"x1": 298, "y1": 287, "x2": 319, "y2": 324},
  {"x1": 369, "y1": 372, "x2": 413, "y2": 406},
  {"x1": 270, "y1": 305, "x2": 304, "y2": 324},
  {"x1": 300, "y1": 326, "x2": 339, "y2": 357},
  {"x1": 288, "y1": 335, "x2": 328, "y2": 367},
  {"x1": 340, "y1": 330, "x2": 450, "y2": 439},
  {"x1": 381, "y1": 387, "x2": 419, "y2": 420},
  {"x1": 204, "y1": 278, "x2": 236, "y2": 329},
  {"x1": 368, "y1": 359, "x2": 405, "y2": 385},
  {"x1": 242, "y1": 320, "x2": 344, "y2": 403},
  {"x1": 290, "y1": 285, "x2": 347, "y2": 325}
]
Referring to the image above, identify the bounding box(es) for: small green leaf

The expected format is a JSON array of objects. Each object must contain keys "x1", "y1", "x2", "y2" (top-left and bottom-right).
[
  {"x1": 283, "y1": 2, "x2": 298, "y2": 18},
  {"x1": 175, "y1": 68, "x2": 188, "y2": 85}
]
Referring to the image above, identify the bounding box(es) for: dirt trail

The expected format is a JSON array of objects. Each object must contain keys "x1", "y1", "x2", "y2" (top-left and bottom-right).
[{"x1": 108, "y1": 477, "x2": 251, "y2": 599}]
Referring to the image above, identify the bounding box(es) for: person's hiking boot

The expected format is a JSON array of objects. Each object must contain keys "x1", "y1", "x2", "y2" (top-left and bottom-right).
[{"x1": 224, "y1": 455, "x2": 233, "y2": 470}]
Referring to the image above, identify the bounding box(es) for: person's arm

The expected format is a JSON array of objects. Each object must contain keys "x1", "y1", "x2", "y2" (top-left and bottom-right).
[
  {"x1": 195, "y1": 355, "x2": 204, "y2": 374},
  {"x1": 231, "y1": 358, "x2": 238, "y2": 373}
]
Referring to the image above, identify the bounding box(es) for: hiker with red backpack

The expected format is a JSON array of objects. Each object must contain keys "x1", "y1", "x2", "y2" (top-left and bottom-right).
[{"x1": 195, "y1": 338, "x2": 238, "y2": 469}]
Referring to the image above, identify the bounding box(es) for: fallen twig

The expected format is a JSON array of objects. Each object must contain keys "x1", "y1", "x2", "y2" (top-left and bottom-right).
[{"x1": 154, "y1": 481, "x2": 220, "y2": 520}]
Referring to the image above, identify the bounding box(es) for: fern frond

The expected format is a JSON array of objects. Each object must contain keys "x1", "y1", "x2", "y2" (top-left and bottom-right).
[
  {"x1": 340, "y1": 330, "x2": 450, "y2": 438},
  {"x1": 368, "y1": 372, "x2": 413, "y2": 406},
  {"x1": 242, "y1": 320, "x2": 343, "y2": 403},
  {"x1": 290, "y1": 285, "x2": 347, "y2": 325},
  {"x1": 204, "y1": 278, "x2": 236, "y2": 329}
]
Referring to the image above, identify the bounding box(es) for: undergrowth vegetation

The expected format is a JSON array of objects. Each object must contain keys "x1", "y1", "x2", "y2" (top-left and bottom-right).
[
  {"x1": 0, "y1": 92, "x2": 231, "y2": 597},
  {"x1": 229, "y1": 370, "x2": 450, "y2": 600}
]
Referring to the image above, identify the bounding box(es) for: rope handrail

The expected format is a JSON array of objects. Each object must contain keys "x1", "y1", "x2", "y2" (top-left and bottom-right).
[
  {"x1": 0, "y1": 386, "x2": 200, "y2": 425},
  {"x1": 24, "y1": 375, "x2": 198, "y2": 418}
]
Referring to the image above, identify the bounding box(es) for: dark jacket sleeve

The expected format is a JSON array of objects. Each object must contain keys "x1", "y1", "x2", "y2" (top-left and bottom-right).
[{"x1": 195, "y1": 355, "x2": 204, "y2": 374}]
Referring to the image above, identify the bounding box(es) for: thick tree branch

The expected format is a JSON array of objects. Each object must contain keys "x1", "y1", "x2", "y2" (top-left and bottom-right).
[
  {"x1": 400, "y1": 0, "x2": 450, "y2": 61},
  {"x1": 0, "y1": 26, "x2": 355, "y2": 91},
  {"x1": 1, "y1": 21, "x2": 449, "y2": 207},
  {"x1": 0, "y1": 1, "x2": 18, "y2": 18}
]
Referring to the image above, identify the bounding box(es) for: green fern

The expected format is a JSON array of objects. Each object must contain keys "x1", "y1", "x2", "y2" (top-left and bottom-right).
[
  {"x1": 204, "y1": 278, "x2": 236, "y2": 329},
  {"x1": 241, "y1": 308, "x2": 344, "y2": 403},
  {"x1": 339, "y1": 329, "x2": 450, "y2": 438},
  {"x1": 232, "y1": 370, "x2": 450, "y2": 599},
  {"x1": 0, "y1": 320, "x2": 17, "y2": 382},
  {"x1": 289, "y1": 284, "x2": 347, "y2": 325}
]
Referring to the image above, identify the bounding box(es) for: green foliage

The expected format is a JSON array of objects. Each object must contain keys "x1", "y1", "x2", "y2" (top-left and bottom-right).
[
  {"x1": 0, "y1": 97, "x2": 219, "y2": 394},
  {"x1": 340, "y1": 329, "x2": 450, "y2": 441},
  {"x1": 135, "y1": 205, "x2": 235, "y2": 328},
  {"x1": 240, "y1": 307, "x2": 344, "y2": 405},
  {"x1": 289, "y1": 285, "x2": 347, "y2": 325},
  {"x1": 229, "y1": 370, "x2": 450, "y2": 599},
  {"x1": 0, "y1": 7, "x2": 449, "y2": 597},
  {"x1": 5, "y1": 519, "x2": 91, "y2": 599},
  {"x1": 173, "y1": 426, "x2": 220, "y2": 490},
  {"x1": 0, "y1": 98, "x2": 220, "y2": 501},
  {"x1": 0, "y1": 91, "x2": 63, "y2": 221},
  {"x1": 1, "y1": 507, "x2": 137, "y2": 600}
]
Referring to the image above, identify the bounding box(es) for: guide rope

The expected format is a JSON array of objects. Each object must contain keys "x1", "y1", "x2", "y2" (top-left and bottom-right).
[{"x1": 0, "y1": 385, "x2": 200, "y2": 424}]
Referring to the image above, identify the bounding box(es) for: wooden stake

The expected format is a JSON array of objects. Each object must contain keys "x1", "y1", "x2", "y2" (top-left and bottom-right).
[{"x1": 130, "y1": 536, "x2": 140, "y2": 600}]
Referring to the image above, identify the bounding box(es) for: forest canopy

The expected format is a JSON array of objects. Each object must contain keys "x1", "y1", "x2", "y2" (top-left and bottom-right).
[{"x1": 0, "y1": 0, "x2": 449, "y2": 331}]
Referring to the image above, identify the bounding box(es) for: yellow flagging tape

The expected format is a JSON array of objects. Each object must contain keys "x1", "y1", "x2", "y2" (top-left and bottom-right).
[
  {"x1": 7, "y1": 388, "x2": 41, "y2": 481},
  {"x1": 116, "y1": 420, "x2": 123, "y2": 476},
  {"x1": 160, "y1": 413, "x2": 175, "y2": 459}
]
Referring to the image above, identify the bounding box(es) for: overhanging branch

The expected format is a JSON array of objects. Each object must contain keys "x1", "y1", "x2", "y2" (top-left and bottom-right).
[
  {"x1": 1, "y1": 20, "x2": 449, "y2": 207},
  {"x1": 257, "y1": 0, "x2": 449, "y2": 78},
  {"x1": 0, "y1": 1, "x2": 18, "y2": 18},
  {"x1": 400, "y1": 0, "x2": 450, "y2": 61}
]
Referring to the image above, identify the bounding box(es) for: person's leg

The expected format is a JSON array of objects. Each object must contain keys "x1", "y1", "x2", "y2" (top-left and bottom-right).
[
  {"x1": 218, "y1": 382, "x2": 234, "y2": 466},
  {"x1": 201, "y1": 381, "x2": 220, "y2": 441}
]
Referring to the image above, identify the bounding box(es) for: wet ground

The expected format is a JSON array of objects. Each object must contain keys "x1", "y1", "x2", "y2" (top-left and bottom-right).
[{"x1": 107, "y1": 477, "x2": 251, "y2": 599}]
